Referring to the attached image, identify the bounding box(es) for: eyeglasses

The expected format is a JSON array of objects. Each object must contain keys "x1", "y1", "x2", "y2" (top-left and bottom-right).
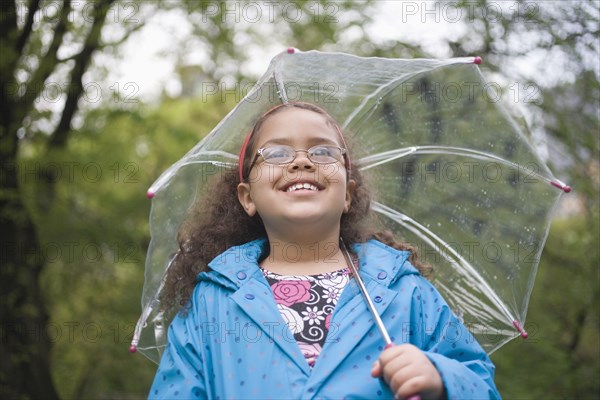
[{"x1": 250, "y1": 144, "x2": 347, "y2": 169}]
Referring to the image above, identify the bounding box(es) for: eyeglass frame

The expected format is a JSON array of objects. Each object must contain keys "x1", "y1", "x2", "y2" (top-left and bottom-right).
[{"x1": 247, "y1": 144, "x2": 348, "y2": 173}]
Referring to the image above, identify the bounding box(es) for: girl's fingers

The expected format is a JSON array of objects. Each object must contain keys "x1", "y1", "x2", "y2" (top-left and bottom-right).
[
  {"x1": 378, "y1": 344, "x2": 410, "y2": 369},
  {"x1": 393, "y1": 375, "x2": 426, "y2": 399},
  {"x1": 379, "y1": 343, "x2": 408, "y2": 360},
  {"x1": 386, "y1": 361, "x2": 420, "y2": 392},
  {"x1": 380, "y1": 346, "x2": 415, "y2": 382},
  {"x1": 371, "y1": 360, "x2": 382, "y2": 377}
]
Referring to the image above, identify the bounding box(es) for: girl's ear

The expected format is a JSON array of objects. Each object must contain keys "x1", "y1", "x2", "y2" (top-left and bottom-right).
[
  {"x1": 344, "y1": 179, "x2": 356, "y2": 213},
  {"x1": 237, "y1": 182, "x2": 257, "y2": 217}
]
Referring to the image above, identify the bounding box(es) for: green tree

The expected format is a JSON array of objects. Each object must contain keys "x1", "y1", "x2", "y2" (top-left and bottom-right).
[{"x1": 0, "y1": 0, "x2": 144, "y2": 397}]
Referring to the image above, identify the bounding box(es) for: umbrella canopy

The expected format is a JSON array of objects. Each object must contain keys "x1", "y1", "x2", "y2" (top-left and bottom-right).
[{"x1": 131, "y1": 49, "x2": 570, "y2": 363}]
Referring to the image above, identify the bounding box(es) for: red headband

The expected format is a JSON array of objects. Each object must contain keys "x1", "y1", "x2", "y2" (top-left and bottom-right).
[{"x1": 237, "y1": 103, "x2": 351, "y2": 182}]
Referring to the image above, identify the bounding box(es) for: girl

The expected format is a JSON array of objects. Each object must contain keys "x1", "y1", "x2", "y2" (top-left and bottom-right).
[{"x1": 149, "y1": 102, "x2": 501, "y2": 399}]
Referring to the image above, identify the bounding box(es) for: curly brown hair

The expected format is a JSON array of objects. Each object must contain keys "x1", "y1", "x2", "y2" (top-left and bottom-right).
[{"x1": 160, "y1": 102, "x2": 431, "y2": 312}]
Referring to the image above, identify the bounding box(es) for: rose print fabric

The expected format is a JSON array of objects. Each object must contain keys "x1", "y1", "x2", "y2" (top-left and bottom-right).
[{"x1": 261, "y1": 267, "x2": 351, "y2": 368}]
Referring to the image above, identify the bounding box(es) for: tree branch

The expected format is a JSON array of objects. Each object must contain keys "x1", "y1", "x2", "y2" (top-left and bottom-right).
[
  {"x1": 15, "y1": 0, "x2": 41, "y2": 55},
  {"x1": 58, "y1": 17, "x2": 146, "y2": 62},
  {"x1": 17, "y1": 0, "x2": 72, "y2": 123},
  {"x1": 0, "y1": 1, "x2": 18, "y2": 68},
  {"x1": 0, "y1": 1, "x2": 19, "y2": 145},
  {"x1": 104, "y1": 23, "x2": 145, "y2": 47},
  {"x1": 48, "y1": 0, "x2": 117, "y2": 150}
]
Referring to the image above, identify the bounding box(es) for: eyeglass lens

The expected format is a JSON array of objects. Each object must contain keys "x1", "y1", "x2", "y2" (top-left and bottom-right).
[{"x1": 260, "y1": 145, "x2": 344, "y2": 164}]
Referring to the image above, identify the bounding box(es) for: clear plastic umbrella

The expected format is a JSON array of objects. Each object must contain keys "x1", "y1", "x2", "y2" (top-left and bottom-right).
[{"x1": 130, "y1": 49, "x2": 570, "y2": 363}]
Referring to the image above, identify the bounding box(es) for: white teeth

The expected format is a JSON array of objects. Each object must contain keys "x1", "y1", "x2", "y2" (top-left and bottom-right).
[{"x1": 286, "y1": 183, "x2": 319, "y2": 192}]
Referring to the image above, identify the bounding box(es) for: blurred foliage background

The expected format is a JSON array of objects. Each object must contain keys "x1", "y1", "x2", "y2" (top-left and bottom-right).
[{"x1": 1, "y1": 0, "x2": 598, "y2": 398}]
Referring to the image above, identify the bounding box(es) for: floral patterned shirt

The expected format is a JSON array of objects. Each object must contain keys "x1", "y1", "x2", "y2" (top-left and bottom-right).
[{"x1": 261, "y1": 267, "x2": 351, "y2": 368}]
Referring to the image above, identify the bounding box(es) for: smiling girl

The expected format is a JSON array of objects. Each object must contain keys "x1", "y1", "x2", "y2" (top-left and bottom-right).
[{"x1": 149, "y1": 102, "x2": 500, "y2": 399}]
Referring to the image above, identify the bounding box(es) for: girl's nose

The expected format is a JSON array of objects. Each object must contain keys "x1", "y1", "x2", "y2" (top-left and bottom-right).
[{"x1": 289, "y1": 150, "x2": 315, "y2": 171}]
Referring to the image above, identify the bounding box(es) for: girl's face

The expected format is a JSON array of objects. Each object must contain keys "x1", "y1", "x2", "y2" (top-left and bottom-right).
[{"x1": 237, "y1": 108, "x2": 355, "y2": 239}]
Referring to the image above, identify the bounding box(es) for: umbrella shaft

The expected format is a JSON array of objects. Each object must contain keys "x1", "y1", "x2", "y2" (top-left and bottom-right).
[{"x1": 340, "y1": 239, "x2": 392, "y2": 346}]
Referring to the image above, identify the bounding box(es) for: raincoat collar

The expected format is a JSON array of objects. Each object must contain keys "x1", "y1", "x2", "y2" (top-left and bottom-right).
[{"x1": 199, "y1": 238, "x2": 418, "y2": 288}]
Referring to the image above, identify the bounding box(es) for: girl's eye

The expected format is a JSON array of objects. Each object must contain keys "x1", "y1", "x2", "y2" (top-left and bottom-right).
[
  {"x1": 309, "y1": 146, "x2": 341, "y2": 164},
  {"x1": 310, "y1": 146, "x2": 333, "y2": 156},
  {"x1": 265, "y1": 146, "x2": 293, "y2": 160}
]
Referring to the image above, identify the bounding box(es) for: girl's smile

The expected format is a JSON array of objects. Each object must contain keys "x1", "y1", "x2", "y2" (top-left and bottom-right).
[{"x1": 283, "y1": 181, "x2": 321, "y2": 193}]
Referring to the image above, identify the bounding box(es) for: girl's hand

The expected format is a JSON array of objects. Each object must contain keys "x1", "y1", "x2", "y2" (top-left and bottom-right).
[{"x1": 371, "y1": 343, "x2": 445, "y2": 400}]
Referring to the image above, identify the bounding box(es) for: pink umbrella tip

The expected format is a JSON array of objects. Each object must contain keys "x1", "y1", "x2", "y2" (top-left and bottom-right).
[
  {"x1": 129, "y1": 345, "x2": 137, "y2": 353},
  {"x1": 512, "y1": 320, "x2": 529, "y2": 339},
  {"x1": 146, "y1": 190, "x2": 155, "y2": 199},
  {"x1": 551, "y1": 181, "x2": 572, "y2": 193},
  {"x1": 474, "y1": 56, "x2": 483, "y2": 65},
  {"x1": 287, "y1": 47, "x2": 295, "y2": 54}
]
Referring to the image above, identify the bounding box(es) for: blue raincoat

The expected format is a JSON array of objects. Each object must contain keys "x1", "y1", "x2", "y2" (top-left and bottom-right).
[{"x1": 149, "y1": 239, "x2": 501, "y2": 399}]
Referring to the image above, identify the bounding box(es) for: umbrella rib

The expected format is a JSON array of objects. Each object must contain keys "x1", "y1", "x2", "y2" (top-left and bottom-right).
[
  {"x1": 273, "y1": 68, "x2": 288, "y2": 103},
  {"x1": 192, "y1": 150, "x2": 239, "y2": 159},
  {"x1": 371, "y1": 201, "x2": 517, "y2": 327},
  {"x1": 358, "y1": 147, "x2": 419, "y2": 170},
  {"x1": 178, "y1": 160, "x2": 237, "y2": 168},
  {"x1": 131, "y1": 253, "x2": 174, "y2": 355},
  {"x1": 432, "y1": 280, "x2": 518, "y2": 354},
  {"x1": 358, "y1": 145, "x2": 557, "y2": 186},
  {"x1": 149, "y1": 152, "x2": 238, "y2": 194},
  {"x1": 451, "y1": 283, "x2": 510, "y2": 327}
]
